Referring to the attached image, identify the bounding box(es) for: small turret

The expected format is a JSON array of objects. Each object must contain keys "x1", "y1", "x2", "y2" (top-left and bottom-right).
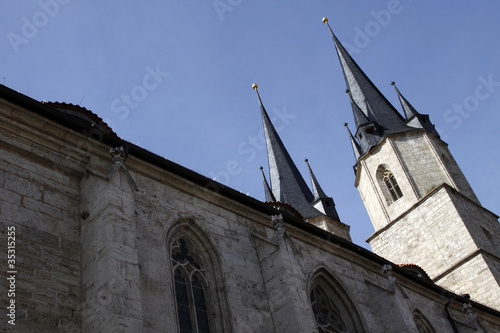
[{"x1": 391, "y1": 81, "x2": 440, "y2": 138}]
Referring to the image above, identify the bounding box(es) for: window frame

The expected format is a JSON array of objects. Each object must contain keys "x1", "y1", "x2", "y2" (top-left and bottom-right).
[
  {"x1": 171, "y1": 237, "x2": 211, "y2": 333},
  {"x1": 308, "y1": 268, "x2": 366, "y2": 333},
  {"x1": 167, "y1": 220, "x2": 231, "y2": 333}
]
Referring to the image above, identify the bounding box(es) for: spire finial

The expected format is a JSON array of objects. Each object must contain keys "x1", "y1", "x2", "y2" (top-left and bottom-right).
[
  {"x1": 252, "y1": 82, "x2": 264, "y2": 107},
  {"x1": 391, "y1": 81, "x2": 401, "y2": 94},
  {"x1": 322, "y1": 16, "x2": 335, "y2": 37}
]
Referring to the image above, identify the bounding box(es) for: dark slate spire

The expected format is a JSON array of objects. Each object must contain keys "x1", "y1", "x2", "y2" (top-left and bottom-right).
[
  {"x1": 391, "y1": 81, "x2": 419, "y2": 120},
  {"x1": 305, "y1": 158, "x2": 328, "y2": 202},
  {"x1": 346, "y1": 88, "x2": 370, "y2": 128},
  {"x1": 260, "y1": 166, "x2": 276, "y2": 202},
  {"x1": 345, "y1": 89, "x2": 383, "y2": 156},
  {"x1": 305, "y1": 159, "x2": 340, "y2": 220},
  {"x1": 391, "y1": 82, "x2": 440, "y2": 138},
  {"x1": 253, "y1": 83, "x2": 322, "y2": 219},
  {"x1": 322, "y1": 17, "x2": 413, "y2": 154},
  {"x1": 344, "y1": 123, "x2": 361, "y2": 162}
]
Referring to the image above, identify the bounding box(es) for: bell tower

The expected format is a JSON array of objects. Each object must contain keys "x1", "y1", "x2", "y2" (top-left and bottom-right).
[{"x1": 323, "y1": 17, "x2": 500, "y2": 310}]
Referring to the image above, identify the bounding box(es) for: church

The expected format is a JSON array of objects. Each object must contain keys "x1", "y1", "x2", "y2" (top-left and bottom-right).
[{"x1": 0, "y1": 17, "x2": 499, "y2": 332}]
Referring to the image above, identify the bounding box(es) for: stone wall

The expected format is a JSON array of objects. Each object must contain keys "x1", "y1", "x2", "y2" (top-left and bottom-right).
[
  {"x1": 1, "y1": 96, "x2": 500, "y2": 332},
  {"x1": 369, "y1": 185, "x2": 500, "y2": 311},
  {"x1": 0, "y1": 100, "x2": 84, "y2": 331}
]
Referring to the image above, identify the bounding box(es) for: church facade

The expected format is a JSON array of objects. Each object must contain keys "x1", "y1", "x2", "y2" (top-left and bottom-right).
[{"x1": 0, "y1": 19, "x2": 499, "y2": 333}]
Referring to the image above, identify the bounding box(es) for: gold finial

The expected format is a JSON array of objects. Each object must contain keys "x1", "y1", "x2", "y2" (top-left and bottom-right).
[
  {"x1": 252, "y1": 83, "x2": 258, "y2": 90},
  {"x1": 322, "y1": 17, "x2": 328, "y2": 23}
]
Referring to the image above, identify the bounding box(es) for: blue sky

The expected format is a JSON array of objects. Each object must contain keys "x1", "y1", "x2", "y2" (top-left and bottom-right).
[{"x1": 2, "y1": 1, "x2": 499, "y2": 249}]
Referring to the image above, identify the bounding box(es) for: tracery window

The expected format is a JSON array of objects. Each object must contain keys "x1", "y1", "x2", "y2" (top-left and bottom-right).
[
  {"x1": 383, "y1": 169, "x2": 403, "y2": 202},
  {"x1": 171, "y1": 237, "x2": 211, "y2": 333},
  {"x1": 310, "y1": 284, "x2": 348, "y2": 333},
  {"x1": 413, "y1": 310, "x2": 435, "y2": 333}
]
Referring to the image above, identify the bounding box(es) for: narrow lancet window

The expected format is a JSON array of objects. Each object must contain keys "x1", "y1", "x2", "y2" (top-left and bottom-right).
[
  {"x1": 383, "y1": 170, "x2": 403, "y2": 202},
  {"x1": 172, "y1": 237, "x2": 211, "y2": 333}
]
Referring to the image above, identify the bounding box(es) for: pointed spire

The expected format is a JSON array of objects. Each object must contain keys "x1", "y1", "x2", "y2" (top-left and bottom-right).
[
  {"x1": 344, "y1": 123, "x2": 361, "y2": 161},
  {"x1": 253, "y1": 83, "x2": 322, "y2": 219},
  {"x1": 260, "y1": 166, "x2": 276, "y2": 202},
  {"x1": 305, "y1": 158, "x2": 341, "y2": 221},
  {"x1": 322, "y1": 17, "x2": 410, "y2": 135},
  {"x1": 305, "y1": 158, "x2": 328, "y2": 202},
  {"x1": 391, "y1": 81, "x2": 440, "y2": 138},
  {"x1": 391, "y1": 81, "x2": 419, "y2": 120}
]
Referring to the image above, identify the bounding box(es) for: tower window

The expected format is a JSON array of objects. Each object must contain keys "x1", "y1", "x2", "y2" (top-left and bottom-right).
[
  {"x1": 171, "y1": 237, "x2": 211, "y2": 333},
  {"x1": 383, "y1": 170, "x2": 403, "y2": 202}
]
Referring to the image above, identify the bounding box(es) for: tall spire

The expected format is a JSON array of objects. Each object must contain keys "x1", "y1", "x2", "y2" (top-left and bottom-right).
[
  {"x1": 322, "y1": 17, "x2": 412, "y2": 153},
  {"x1": 253, "y1": 83, "x2": 322, "y2": 219},
  {"x1": 391, "y1": 81, "x2": 440, "y2": 138},
  {"x1": 260, "y1": 166, "x2": 276, "y2": 202},
  {"x1": 305, "y1": 159, "x2": 340, "y2": 220}
]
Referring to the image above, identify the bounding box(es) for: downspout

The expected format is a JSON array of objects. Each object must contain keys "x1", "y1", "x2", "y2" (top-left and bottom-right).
[{"x1": 445, "y1": 295, "x2": 459, "y2": 333}]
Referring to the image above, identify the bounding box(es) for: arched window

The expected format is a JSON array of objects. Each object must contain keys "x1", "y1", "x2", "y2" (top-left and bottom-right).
[
  {"x1": 171, "y1": 237, "x2": 211, "y2": 333},
  {"x1": 167, "y1": 219, "x2": 231, "y2": 332},
  {"x1": 310, "y1": 284, "x2": 348, "y2": 332},
  {"x1": 382, "y1": 169, "x2": 403, "y2": 202},
  {"x1": 309, "y1": 269, "x2": 365, "y2": 332},
  {"x1": 413, "y1": 309, "x2": 435, "y2": 333}
]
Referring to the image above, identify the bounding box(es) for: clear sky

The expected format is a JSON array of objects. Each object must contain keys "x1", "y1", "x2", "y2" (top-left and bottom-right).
[{"x1": 2, "y1": 1, "x2": 499, "y2": 250}]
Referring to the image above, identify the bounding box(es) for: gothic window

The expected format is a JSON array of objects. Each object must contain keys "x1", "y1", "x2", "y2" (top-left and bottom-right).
[
  {"x1": 413, "y1": 310, "x2": 435, "y2": 333},
  {"x1": 171, "y1": 237, "x2": 211, "y2": 333},
  {"x1": 310, "y1": 284, "x2": 348, "y2": 333},
  {"x1": 383, "y1": 169, "x2": 403, "y2": 202},
  {"x1": 309, "y1": 269, "x2": 365, "y2": 332}
]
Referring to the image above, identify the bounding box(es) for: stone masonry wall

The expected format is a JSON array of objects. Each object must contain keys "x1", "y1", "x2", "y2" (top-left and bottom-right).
[
  {"x1": 437, "y1": 253, "x2": 500, "y2": 311},
  {"x1": 0, "y1": 100, "x2": 84, "y2": 331},
  {"x1": 357, "y1": 131, "x2": 481, "y2": 232},
  {"x1": 369, "y1": 185, "x2": 500, "y2": 311},
  {"x1": 357, "y1": 137, "x2": 420, "y2": 230},
  {"x1": 2, "y1": 97, "x2": 500, "y2": 332},
  {"x1": 369, "y1": 187, "x2": 478, "y2": 276}
]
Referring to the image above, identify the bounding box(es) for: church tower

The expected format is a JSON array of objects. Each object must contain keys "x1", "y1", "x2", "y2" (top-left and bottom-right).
[
  {"x1": 252, "y1": 83, "x2": 351, "y2": 241},
  {"x1": 323, "y1": 18, "x2": 500, "y2": 310}
]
